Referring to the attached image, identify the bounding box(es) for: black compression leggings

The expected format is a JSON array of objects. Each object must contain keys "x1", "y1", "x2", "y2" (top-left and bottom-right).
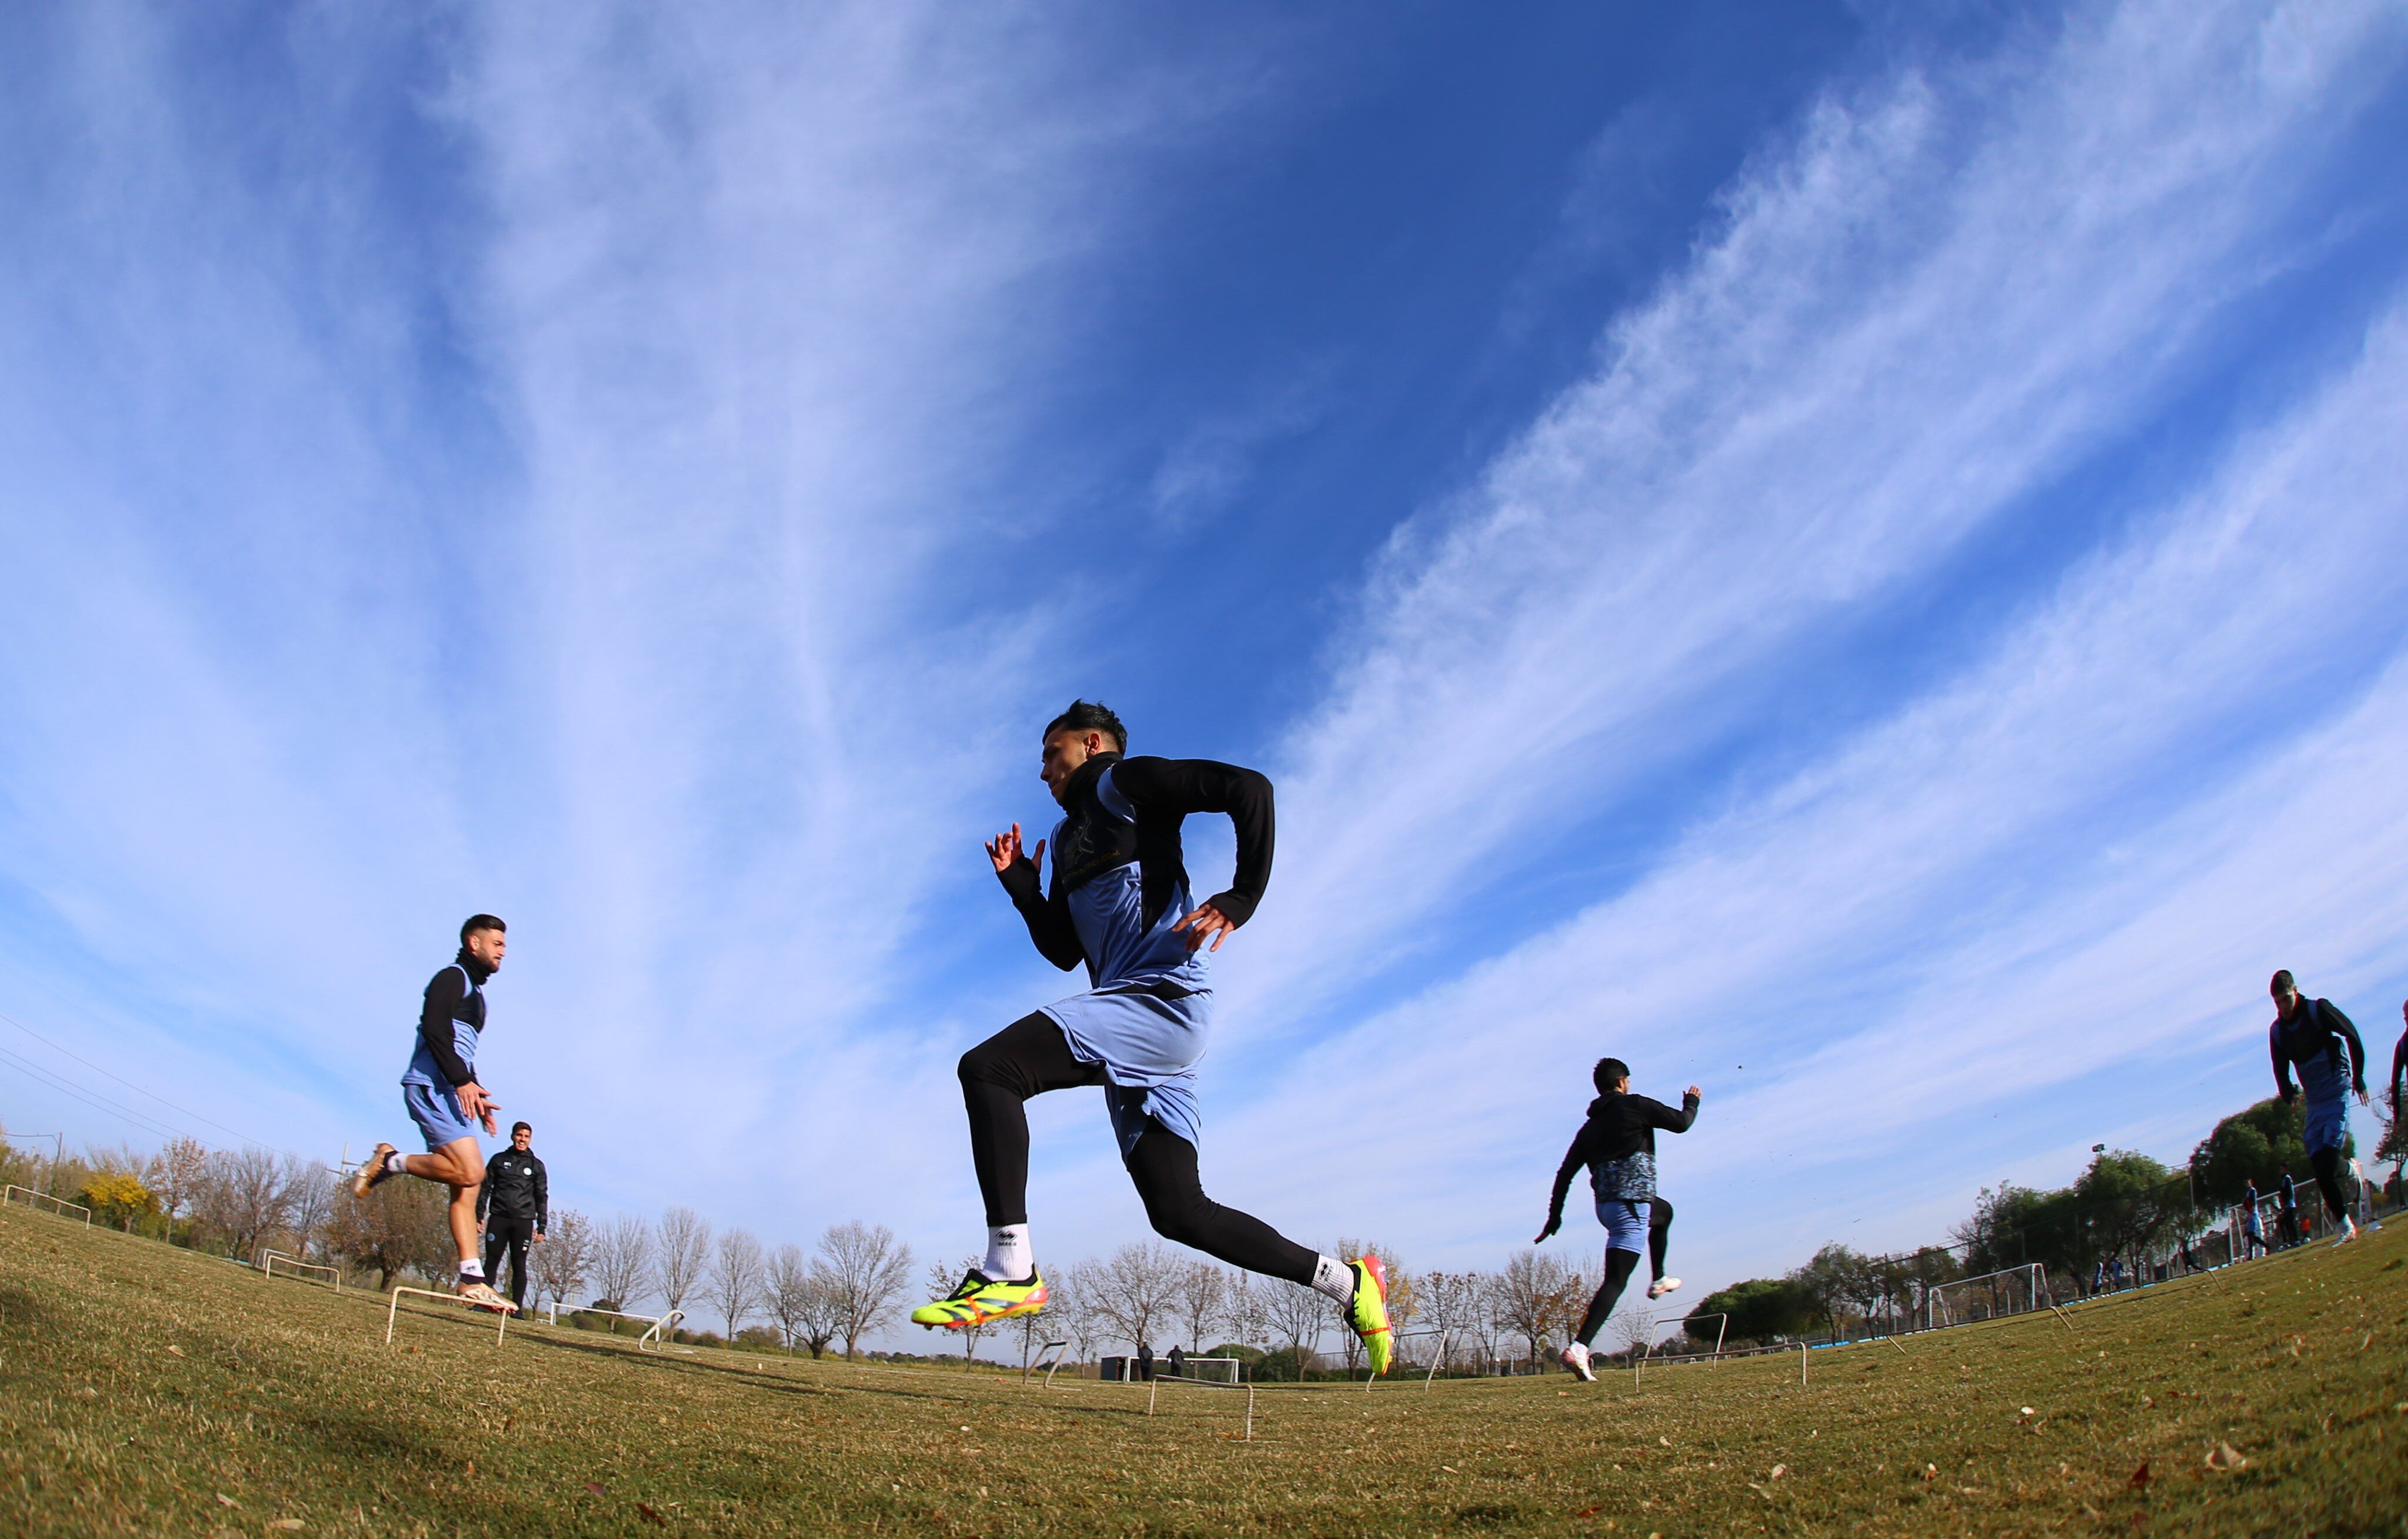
[
  {"x1": 2308, "y1": 1147, "x2": 2349, "y2": 1222},
  {"x1": 1650, "y1": 1197, "x2": 1673, "y2": 1281},
  {"x1": 1576, "y1": 1249, "x2": 1643, "y2": 1347},
  {"x1": 958, "y1": 1012, "x2": 1319, "y2": 1286}
]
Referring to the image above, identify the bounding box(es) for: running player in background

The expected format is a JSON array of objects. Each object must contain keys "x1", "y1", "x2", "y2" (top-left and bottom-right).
[
  {"x1": 912, "y1": 702, "x2": 1393, "y2": 1373},
  {"x1": 1537, "y1": 1058, "x2": 1701, "y2": 1383},
  {"x1": 351, "y1": 916, "x2": 517, "y2": 1313},
  {"x1": 2276, "y1": 1167, "x2": 2300, "y2": 1249},
  {"x1": 2267, "y1": 969, "x2": 2369, "y2": 1247},
  {"x1": 2240, "y1": 1179, "x2": 2266, "y2": 1260}
]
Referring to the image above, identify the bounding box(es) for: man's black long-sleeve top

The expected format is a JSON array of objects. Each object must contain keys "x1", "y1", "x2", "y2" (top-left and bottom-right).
[
  {"x1": 1547, "y1": 1089, "x2": 1700, "y2": 1216},
  {"x1": 996, "y1": 753, "x2": 1275, "y2": 973},
  {"x1": 476, "y1": 1147, "x2": 548, "y2": 1233},
  {"x1": 2269, "y1": 997, "x2": 2367, "y2": 1100},
  {"x1": 416, "y1": 952, "x2": 492, "y2": 1088},
  {"x1": 2391, "y1": 1027, "x2": 2406, "y2": 1111}
]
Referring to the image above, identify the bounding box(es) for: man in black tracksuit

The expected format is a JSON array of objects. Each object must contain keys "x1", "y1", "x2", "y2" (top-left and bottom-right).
[{"x1": 476, "y1": 1121, "x2": 549, "y2": 1309}]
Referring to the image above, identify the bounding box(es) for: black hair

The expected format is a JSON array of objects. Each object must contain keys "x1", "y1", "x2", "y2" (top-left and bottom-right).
[
  {"x1": 1593, "y1": 1057, "x2": 1631, "y2": 1093},
  {"x1": 511, "y1": 1121, "x2": 532, "y2": 1136},
  {"x1": 461, "y1": 914, "x2": 507, "y2": 943},
  {"x1": 1044, "y1": 699, "x2": 1126, "y2": 751},
  {"x1": 2270, "y1": 969, "x2": 2296, "y2": 995}
]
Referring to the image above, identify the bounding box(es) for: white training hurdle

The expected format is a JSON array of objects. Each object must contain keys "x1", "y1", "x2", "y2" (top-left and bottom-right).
[
  {"x1": 260, "y1": 1249, "x2": 340, "y2": 1292},
  {"x1": 547, "y1": 1304, "x2": 685, "y2": 1351},
  {"x1": 386, "y1": 1286, "x2": 512, "y2": 1346},
  {"x1": 4, "y1": 1185, "x2": 92, "y2": 1225}
]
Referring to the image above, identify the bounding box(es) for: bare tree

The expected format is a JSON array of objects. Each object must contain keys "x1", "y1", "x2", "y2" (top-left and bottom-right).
[
  {"x1": 1048, "y1": 1262, "x2": 1105, "y2": 1366},
  {"x1": 196, "y1": 1147, "x2": 290, "y2": 1260},
  {"x1": 277, "y1": 1154, "x2": 336, "y2": 1257},
  {"x1": 1413, "y1": 1271, "x2": 1483, "y2": 1371},
  {"x1": 767, "y1": 1244, "x2": 843, "y2": 1357},
  {"x1": 591, "y1": 1214, "x2": 654, "y2": 1311},
  {"x1": 325, "y1": 1180, "x2": 450, "y2": 1289},
  {"x1": 705, "y1": 1228, "x2": 768, "y2": 1340},
  {"x1": 1088, "y1": 1240, "x2": 1181, "y2": 1353},
  {"x1": 1261, "y1": 1271, "x2": 1328, "y2": 1360},
  {"x1": 925, "y1": 1256, "x2": 992, "y2": 1366},
  {"x1": 1170, "y1": 1259, "x2": 1230, "y2": 1354},
  {"x1": 154, "y1": 1137, "x2": 208, "y2": 1233},
  {"x1": 818, "y1": 1220, "x2": 912, "y2": 1360},
  {"x1": 1494, "y1": 1249, "x2": 1575, "y2": 1366},
  {"x1": 533, "y1": 1210, "x2": 594, "y2": 1312},
  {"x1": 654, "y1": 1206, "x2": 713, "y2": 1317}
]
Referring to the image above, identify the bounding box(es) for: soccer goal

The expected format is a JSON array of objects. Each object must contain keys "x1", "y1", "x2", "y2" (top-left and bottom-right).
[
  {"x1": 4, "y1": 1185, "x2": 91, "y2": 1226},
  {"x1": 260, "y1": 1248, "x2": 340, "y2": 1291},
  {"x1": 1925, "y1": 1262, "x2": 2051, "y2": 1328},
  {"x1": 1176, "y1": 1356, "x2": 1243, "y2": 1384}
]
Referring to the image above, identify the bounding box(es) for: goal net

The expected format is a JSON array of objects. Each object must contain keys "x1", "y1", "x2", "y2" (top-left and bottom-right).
[
  {"x1": 1179, "y1": 1356, "x2": 1243, "y2": 1384},
  {"x1": 1925, "y1": 1262, "x2": 2050, "y2": 1328}
]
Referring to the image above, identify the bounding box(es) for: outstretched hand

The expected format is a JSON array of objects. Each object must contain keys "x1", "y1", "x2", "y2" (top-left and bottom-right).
[
  {"x1": 1534, "y1": 1213, "x2": 1561, "y2": 1244},
  {"x1": 985, "y1": 824, "x2": 1045, "y2": 876},
  {"x1": 1173, "y1": 902, "x2": 1239, "y2": 953},
  {"x1": 458, "y1": 1081, "x2": 499, "y2": 1136}
]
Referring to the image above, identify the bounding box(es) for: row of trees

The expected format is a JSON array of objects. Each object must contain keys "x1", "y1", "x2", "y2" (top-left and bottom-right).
[{"x1": 1686, "y1": 1091, "x2": 2408, "y2": 1347}]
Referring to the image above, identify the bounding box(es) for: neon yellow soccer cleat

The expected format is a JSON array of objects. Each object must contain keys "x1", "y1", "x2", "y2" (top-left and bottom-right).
[
  {"x1": 911, "y1": 1268, "x2": 1048, "y2": 1330},
  {"x1": 1348, "y1": 1255, "x2": 1393, "y2": 1376}
]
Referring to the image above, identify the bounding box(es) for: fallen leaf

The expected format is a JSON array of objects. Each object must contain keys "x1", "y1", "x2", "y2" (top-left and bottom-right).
[
  {"x1": 2019, "y1": 1406, "x2": 2034, "y2": 1417},
  {"x1": 1658, "y1": 1436, "x2": 1671, "y2": 1447},
  {"x1": 1770, "y1": 1465, "x2": 1786, "y2": 1479},
  {"x1": 583, "y1": 1483, "x2": 604, "y2": 1497},
  {"x1": 1574, "y1": 1506, "x2": 1599, "y2": 1518},
  {"x1": 2206, "y1": 1442, "x2": 2248, "y2": 1471},
  {"x1": 1921, "y1": 1464, "x2": 1937, "y2": 1481},
  {"x1": 270, "y1": 1523, "x2": 305, "y2": 1533},
  {"x1": 2128, "y1": 1462, "x2": 2149, "y2": 1489},
  {"x1": 167, "y1": 1346, "x2": 185, "y2": 1358},
  {"x1": 216, "y1": 1494, "x2": 237, "y2": 1508},
  {"x1": 466, "y1": 1461, "x2": 476, "y2": 1477},
  {"x1": 636, "y1": 1501, "x2": 668, "y2": 1526}
]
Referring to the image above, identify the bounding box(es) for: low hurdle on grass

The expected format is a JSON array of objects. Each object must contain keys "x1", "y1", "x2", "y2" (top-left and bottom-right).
[
  {"x1": 4, "y1": 1186, "x2": 92, "y2": 1226},
  {"x1": 542, "y1": 1304, "x2": 685, "y2": 1351},
  {"x1": 386, "y1": 1287, "x2": 512, "y2": 1346},
  {"x1": 260, "y1": 1248, "x2": 340, "y2": 1291}
]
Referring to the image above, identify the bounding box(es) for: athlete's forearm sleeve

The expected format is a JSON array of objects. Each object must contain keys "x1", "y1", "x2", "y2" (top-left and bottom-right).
[
  {"x1": 2269, "y1": 1031, "x2": 2293, "y2": 1099},
  {"x1": 2330, "y1": 1006, "x2": 2367, "y2": 1091},
  {"x1": 419, "y1": 971, "x2": 477, "y2": 1087},
  {"x1": 1546, "y1": 1131, "x2": 1589, "y2": 1220},
  {"x1": 534, "y1": 1160, "x2": 548, "y2": 1232},
  {"x1": 2392, "y1": 1033, "x2": 2406, "y2": 1104},
  {"x1": 996, "y1": 856, "x2": 1084, "y2": 970},
  {"x1": 1111, "y1": 756, "x2": 1275, "y2": 924}
]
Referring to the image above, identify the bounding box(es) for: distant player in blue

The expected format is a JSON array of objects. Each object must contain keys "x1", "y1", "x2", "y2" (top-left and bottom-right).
[
  {"x1": 2240, "y1": 1179, "x2": 2266, "y2": 1260},
  {"x1": 2267, "y1": 969, "x2": 2369, "y2": 1247},
  {"x1": 1536, "y1": 1057, "x2": 1701, "y2": 1382},
  {"x1": 350, "y1": 915, "x2": 519, "y2": 1312},
  {"x1": 910, "y1": 700, "x2": 1395, "y2": 1374}
]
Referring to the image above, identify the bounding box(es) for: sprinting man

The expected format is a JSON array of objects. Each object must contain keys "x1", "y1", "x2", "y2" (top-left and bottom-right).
[
  {"x1": 1535, "y1": 1057, "x2": 1700, "y2": 1383},
  {"x1": 476, "y1": 1121, "x2": 549, "y2": 1311},
  {"x1": 2267, "y1": 969, "x2": 2369, "y2": 1246},
  {"x1": 351, "y1": 915, "x2": 517, "y2": 1312},
  {"x1": 1646, "y1": 1197, "x2": 1681, "y2": 1300},
  {"x1": 909, "y1": 702, "x2": 1393, "y2": 1373}
]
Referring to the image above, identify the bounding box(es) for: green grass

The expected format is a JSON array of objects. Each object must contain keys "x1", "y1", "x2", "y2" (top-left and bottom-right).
[{"x1": 4, "y1": 1204, "x2": 2404, "y2": 1536}]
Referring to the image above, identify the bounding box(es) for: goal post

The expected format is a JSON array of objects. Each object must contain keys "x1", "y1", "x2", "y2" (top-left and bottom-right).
[
  {"x1": 4, "y1": 1185, "x2": 92, "y2": 1226},
  {"x1": 1925, "y1": 1262, "x2": 2049, "y2": 1328}
]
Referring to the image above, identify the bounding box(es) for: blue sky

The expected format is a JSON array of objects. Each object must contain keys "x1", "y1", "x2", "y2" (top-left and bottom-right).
[{"x1": 5, "y1": 0, "x2": 2407, "y2": 1330}]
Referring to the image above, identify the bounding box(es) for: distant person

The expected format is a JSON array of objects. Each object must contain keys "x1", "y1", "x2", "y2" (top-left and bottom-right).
[
  {"x1": 2091, "y1": 1260, "x2": 2106, "y2": 1296},
  {"x1": 1647, "y1": 1197, "x2": 1681, "y2": 1300},
  {"x1": 1136, "y1": 1341, "x2": 1155, "y2": 1382},
  {"x1": 476, "y1": 1121, "x2": 550, "y2": 1311},
  {"x1": 2240, "y1": 1180, "x2": 2266, "y2": 1260},
  {"x1": 1535, "y1": 1057, "x2": 1701, "y2": 1383},
  {"x1": 2276, "y1": 1167, "x2": 2300, "y2": 1250},
  {"x1": 350, "y1": 916, "x2": 517, "y2": 1313},
  {"x1": 1166, "y1": 1344, "x2": 1186, "y2": 1379},
  {"x1": 2267, "y1": 969, "x2": 2369, "y2": 1246}
]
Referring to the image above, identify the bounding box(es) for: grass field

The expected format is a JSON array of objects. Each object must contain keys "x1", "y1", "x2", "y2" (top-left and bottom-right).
[{"x1": 3, "y1": 1203, "x2": 2403, "y2": 1536}]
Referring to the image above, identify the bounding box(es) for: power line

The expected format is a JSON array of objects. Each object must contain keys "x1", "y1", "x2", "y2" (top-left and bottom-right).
[
  {"x1": 0, "y1": 1006, "x2": 283, "y2": 1151},
  {"x1": 0, "y1": 1043, "x2": 190, "y2": 1143}
]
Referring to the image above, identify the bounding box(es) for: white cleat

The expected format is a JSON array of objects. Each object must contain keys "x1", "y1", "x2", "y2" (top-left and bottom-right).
[
  {"x1": 1647, "y1": 1276, "x2": 1683, "y2": 1300},
  {"x1": 1559, "y1": 1342, "x2": 1596, "y2": 1383},
  {"x1": 2333, "y1": 1216, "x2": 2359, "y2": 1247},
  {"x1": 458, "y1": 1280, "x2": 520, "y2": 1314}
]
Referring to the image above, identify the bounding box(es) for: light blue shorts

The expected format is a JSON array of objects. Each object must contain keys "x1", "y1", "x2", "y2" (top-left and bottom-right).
[
  {"x1": 1596, "y1": 1197, "x2": 1648, "y2": 1255},
  {"x1": 1042, "y1": 983, "x2": 1208, "y2": 1159},
  {"x1": 402, "y1": 1079, "x2": 480, "y2": 1152}
]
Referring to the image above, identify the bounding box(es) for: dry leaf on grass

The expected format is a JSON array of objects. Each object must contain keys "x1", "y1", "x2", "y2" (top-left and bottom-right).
[{"x1": 2206, "y1": 1442, "x2": 2248, "y2": 1471}]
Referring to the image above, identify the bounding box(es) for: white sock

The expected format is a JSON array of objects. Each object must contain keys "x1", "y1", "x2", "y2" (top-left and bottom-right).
[
  {"x1": 1310, "y1": 1254, "x2": 1354, "y2": 1306},
  {"x1": 985, "y1": 1225, "x2": 1032, "y2": 1282},
  {"x1": 459, "y1": 1259, "x2": 485, "y2": 1281},
  {"x1": 383, "y1": 1150, "x2": 408, "y2": 1176}
]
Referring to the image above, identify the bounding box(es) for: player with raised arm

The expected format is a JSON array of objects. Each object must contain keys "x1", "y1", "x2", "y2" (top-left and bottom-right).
[
  {"x1": 2267, "y1": 969, "x2": 2370, "y2": 1246},
  {"x1": 909, "y1": 701, "x2": 1393, "y2": 1374},
  {"x1": 350, "y1": 916, "x2": 518, "y2": 1312},
  {"x1": 1536, "y1": 1058, "x2": 1700, "y2": 1383}
]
